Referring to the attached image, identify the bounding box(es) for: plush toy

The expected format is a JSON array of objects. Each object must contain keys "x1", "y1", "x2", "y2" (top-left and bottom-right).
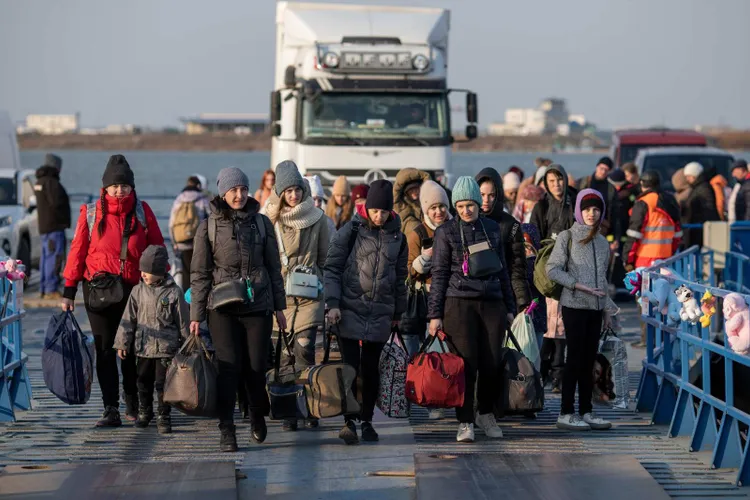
[
  {"x1": 725, "y1": 293, "x2": 750, "y2": 355},
  {"x1": 624, "y1": 270, "x2": 642, "y2": 297},
  {"x1": 699, "y1": 291, "x2": 717, "y2": 328},
  {"x1": 641, "y1": 278, "x2": 681, "y2": 327},
  {"x1": 674, "y1": 285, "x2": 701, "y2": 323},
  {"x1": 3, "y1": 259, "x2": 25, "y2": 281}
]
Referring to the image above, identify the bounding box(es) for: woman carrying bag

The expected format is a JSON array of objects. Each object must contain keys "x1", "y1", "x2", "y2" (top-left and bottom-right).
[
  {"x1": 427, "y1": 176, "x2": 516, "y2": 443},
  {"x1": 190, "y1": 167, "x2": 287, "y2": 452},
  {"x1": 264, "y1": 160, "x2": 330, "y2": 432},
  {"x1": 546, "y1": 188, "x2": 613, "y2": 431},
  {"x1": 61, "y1": 154, "x2": 165, "y2": 427},
  {"x1": 324, "y1": 179, "x2": 408, "y2": 445}
]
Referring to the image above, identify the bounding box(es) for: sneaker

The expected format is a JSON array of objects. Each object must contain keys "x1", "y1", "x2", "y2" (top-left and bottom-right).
[
  {"x1": 360, "y1": 421, "x2": 379, "y2": 442},
  {"x1": 556, "y1": 414, "x2": 591, "y2": 431},
  {"x1": 135, "y1": 409, "x2": 153, "y2": 429},
  {"x1": 339, "y1": 420, "x2": 359, "y2": 445},
  {"x1": 96, "y1": 406, "x2": 122, "y2": 428},
  {"x1": 582, "y1": 412, "x2": 612, "y2": 430},
  {"x1": 219, "y1": 423, "x2": 238, "y2": 452},
  {"x1": 124, "y1": 395, "x2": 139, "y2": 422},
  {"x1": 304, "y1": 418, "x2": 319, "y2": 429},
  {"x1": 428, "y1": 408, "x2": 445, "y2": 420},
  {"x1": 281, "y1": 419, "x2": 298, "y2": 432},
  {"x1": 156, "y1": 415, "x2": 172, "y2": 434},
  {"x1": 456, "y1": 423, "x2": 475, "y2": 443},
  {"x1": 475, "y1": 413, "x2": 503, "y2": 438}
]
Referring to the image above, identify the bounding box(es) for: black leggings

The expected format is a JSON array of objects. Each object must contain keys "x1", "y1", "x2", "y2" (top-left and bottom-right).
[
  {"x1": 83, "y1": 281, "x2": 136, "y2": 409},
  {"x1": 209, "y1": 310, "x2": 272, "y2": 424},
  {"x1": 560, "y1": 307, "x2": 602, "y2": 416},
  {"x1": 136, "y1": 357, "x2": 170, "y2": 415},
  {"x1": 339, "y1": 337, "x2": 385, "y2": 423}
]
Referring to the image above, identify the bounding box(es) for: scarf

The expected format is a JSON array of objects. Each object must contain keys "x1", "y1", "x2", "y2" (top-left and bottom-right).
[
  {"x1": 265, "y1": 192, "x2": 324, "y2": 230},
  {"x1": 424, "y1": 212, "x2": 452, "y2": 231}
]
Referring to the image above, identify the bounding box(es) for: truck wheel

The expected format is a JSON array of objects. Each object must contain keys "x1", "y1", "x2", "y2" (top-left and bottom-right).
[{"x1": 18, "y1": 235, "x2": 31, "y2": 285}]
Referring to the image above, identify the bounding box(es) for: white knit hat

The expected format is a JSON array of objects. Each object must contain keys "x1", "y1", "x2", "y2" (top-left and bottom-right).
[
  {"x1": 534, "y1": 167, "x2": 548, "y2": 186},
  {"x1": 503, "y1": 172, "x2": 521, "y2": 190},
  {"x1": 305, "y1": 175, "x2": 325, "y2": 199},
  {"x1": 683, "y1": 162, "x2": 704, "y2": 178},
  {"x1": 419, "y1": 180, "x2": 450, "y2": 215}
]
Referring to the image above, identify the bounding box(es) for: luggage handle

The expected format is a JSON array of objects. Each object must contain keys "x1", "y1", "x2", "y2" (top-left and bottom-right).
[
  {"x1": 273, "y1": 327, "x2": 299, "y2": 380},
  {"x1": 600, "y1": 326, "x2": 618, "y2": 343},
  {"x1": 388, "y1": 324, "x2": 409, "y2": 356},
  {"x1": 505, "y1": 327, "x2": 523, "y2": 353},
  {"x1": 61, "y1": 310, "x2": 94, "y2": 370},
  {"x1": 178, "y1": 335, "x2": 212, "y2": 359}
]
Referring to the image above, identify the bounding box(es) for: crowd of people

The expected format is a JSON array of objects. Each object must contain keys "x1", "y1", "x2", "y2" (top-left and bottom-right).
[{"x1": 31, "y1": 150, "x2": 747, "y2": 451}]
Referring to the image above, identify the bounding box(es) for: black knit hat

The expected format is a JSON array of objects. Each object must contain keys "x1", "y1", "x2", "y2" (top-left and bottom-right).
[
  {"x1": 597, "y1": 156, "x2": 614, "y2": 170},
  {"x1": 102, "y1": 154, "x2": 135, "y2": 188},
  {"x1": 42, "y1": 153, "x2": 62, "y2": 170},
  {"x1": 580, "y1": 192, "x2": 604, "y2": 213},
  {"x1": 139, "y1": 245, "x2": 169, "y2": 276},
  {"x1": 365, "y1": 179, "x2": 394, "y2": 211}
]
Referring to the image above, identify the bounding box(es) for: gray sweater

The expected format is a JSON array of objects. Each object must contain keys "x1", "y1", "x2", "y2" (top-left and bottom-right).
[{"x1": 546, "y1": 223, "x2": 610, "y2": 311}]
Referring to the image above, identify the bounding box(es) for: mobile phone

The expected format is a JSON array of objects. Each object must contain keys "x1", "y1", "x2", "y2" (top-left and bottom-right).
[{"x1": 422, "y1": 237, "x2": 434, "y2": 250}]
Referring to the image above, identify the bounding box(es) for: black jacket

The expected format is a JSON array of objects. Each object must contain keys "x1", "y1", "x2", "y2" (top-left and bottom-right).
[
  {"x1": 476, "y1": 167, "x2": 530, "y2": 311},
  {"x1": 34, "y1": 166, "x2": 71, "y2": 234},
  {"x1": 427, "y1": 216, "x2": 516, "y2": 320},
  {"x1": 529, "y1": 164, "x2": 578, "y2": 241},
  {"x1": 612, "y1": 182, "x2": 640, "y2": 243},
  {"x1": 684, "y1": 173, "x2": 720, "y2": 248},
  {"x1": 737, "y1": 175, "x2": 750, "y2": 221}
]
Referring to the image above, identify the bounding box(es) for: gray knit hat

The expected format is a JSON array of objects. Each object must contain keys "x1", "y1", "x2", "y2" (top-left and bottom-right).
[
  {"x1": 216, "y1": 167, "x2": 249, "y2": 197},
  {"x1": 139, "y1": 245, "x2": 169, "y2": 276},
  {"x1": 274, "y1": 160, "x2": 305, "y2": 196}
]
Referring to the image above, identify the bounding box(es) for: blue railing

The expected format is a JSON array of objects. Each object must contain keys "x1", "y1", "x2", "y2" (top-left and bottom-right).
[
  {"x1": 0, "y1": 275, "x2": 31, "y2": 422},
  {"x1": 636, "y1": 247, "x2": 750, "y2": 486}
]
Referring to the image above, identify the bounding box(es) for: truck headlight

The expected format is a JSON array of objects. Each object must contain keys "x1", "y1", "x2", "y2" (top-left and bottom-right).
[
  {"x1": 322, "y1": 52, "x2": 340, "y2": 68},
  {"x1": 0, "y1": 216, "x2": 12, "y2": 228},
  {"x1": 412, "y1": 54, "x2": 430, "y2": 71}
]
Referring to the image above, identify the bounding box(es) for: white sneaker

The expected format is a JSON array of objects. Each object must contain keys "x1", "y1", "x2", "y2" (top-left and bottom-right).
[
  {"x1": 556, "y1": 413, "x2": 591, "y2": 431},
  {"x1": 456, "y1": 423, "x2": 475, "y2": 443},
  {"x1": 475, "y1": 413, "x2": 504, "y2": 438},
  {"x1": 428, "y1": 408, "x2": 445, "y2": 420},
  {"x1": 583, "y1": 412, "x2": 612, "y2": 430}
]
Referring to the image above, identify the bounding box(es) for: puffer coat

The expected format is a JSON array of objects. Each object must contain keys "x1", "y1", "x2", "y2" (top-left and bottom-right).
[
  {"x1": 114, "y1": 276, "x2": 189, "y2": 358},
  {"x1": 190, "y1": 197, "x2": 285, "y2": 322},
  {"x1": 324, "y1": 207, "x2": 408, "y2": 342}
]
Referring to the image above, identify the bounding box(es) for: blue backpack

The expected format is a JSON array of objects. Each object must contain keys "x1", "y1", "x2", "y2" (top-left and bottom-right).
[{"x1": 42, "y1": 311, "x2": 95, "y2": 405}]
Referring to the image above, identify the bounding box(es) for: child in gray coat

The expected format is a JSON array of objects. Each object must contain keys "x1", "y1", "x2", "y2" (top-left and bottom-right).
[{"x1": 114, "y1": 245, "x2": 189, "y2": 434}]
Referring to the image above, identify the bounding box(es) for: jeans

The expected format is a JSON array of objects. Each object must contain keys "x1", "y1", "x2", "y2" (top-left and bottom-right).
[
  {"x1": 40, "y1": 231, "x2": 65, "y2": 294},
  {"x1": 560, "y1": 307, "x2": 602, "y2": 415},
  {"x1": 339, "y1": 337, "x2": 385, "y2": 423},
  {"x1": 136, "y1": 357, "x2": 170, "y2": 415}
]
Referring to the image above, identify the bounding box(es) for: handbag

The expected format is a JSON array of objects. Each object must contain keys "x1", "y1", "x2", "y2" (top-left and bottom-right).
[
  {"x1": 163, "y1": 336, "x2": 219, "y2": 417},
  {"x1": 266, "y1": 328, "x2": 309, "y2": 420},
  {"x1": 275, "y1": 223, "x2": 320, "y2": 300},
  {"x1": 399, "y1": 278, "x2": 428, "y2": 336},
  {"x1": 376, "y1": 326, "x2": 411, "y2": 418},
  {"x1": 207, "y1": 217, "x2": 257, "y2": 310},
  {"x1": 460, "y1": 219, "x2": 503, "y2": 278},
  {"x1": 87, "y1": 216, "x2": 132, "y2": 311},
  {"x1": 405, "y1": 330, "x2": 465, "y2": 408}
]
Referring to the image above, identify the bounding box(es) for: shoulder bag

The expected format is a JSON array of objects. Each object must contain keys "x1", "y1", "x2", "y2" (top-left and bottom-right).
[
  {"x1": 275, "y1": 222, "x2": 320, "y2": 300},
  {"x1": 87, "y1": 214, "x2": 132, "y2": 311},
  {"x1": 460, "y1": 219, "x2": 503, "y2": 278},
  {"x1": 266, "y1": 326, "x2": 309, "y2": 420}
]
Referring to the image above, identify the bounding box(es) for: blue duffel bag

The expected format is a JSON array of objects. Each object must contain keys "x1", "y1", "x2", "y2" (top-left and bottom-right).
[{"x1": 42, "y1": 311, "x2": 95, "y2": 405}]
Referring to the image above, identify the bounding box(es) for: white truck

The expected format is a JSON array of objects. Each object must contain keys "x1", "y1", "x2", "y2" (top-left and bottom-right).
[{"x1": 271, "y1": 2, "x2": 477, "y2": 188}]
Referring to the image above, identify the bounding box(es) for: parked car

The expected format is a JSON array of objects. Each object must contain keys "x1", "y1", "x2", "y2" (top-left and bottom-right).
[
  {"x1": 634, "y1": 146, "x2": 735, "y2": 192},
  {"x1": 610, "y1": 129, "x2": 708, "y2": 167}
]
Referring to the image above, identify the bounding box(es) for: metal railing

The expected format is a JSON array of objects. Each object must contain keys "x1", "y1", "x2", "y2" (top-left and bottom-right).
[
  {"x1": 636, "y1": 247, "x2": 750, "y2": 486},
  {"x1": 0, "y1": 275, "x2": 31, "y2": 422}
]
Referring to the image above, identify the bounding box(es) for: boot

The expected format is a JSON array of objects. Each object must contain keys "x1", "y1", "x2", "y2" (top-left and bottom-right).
[
  {"x1": 282, "y1": 419, "x2": 298, "y2": 432},
  {"x1": 339, "y1": 419, "x2": 358, "y2": 445},
  {"x1": 96, "y1": 406, "x2": 122, "y2": 428},
  {"x1": 219, "y1": 423, "x2": 238, "y2": 452},
  {"x1": 136, "y1": 407, "x2": 153, "y2": 428},
  {"x1": 157, "y1": 414, "x2": 172, "y2": 434},
  {"x1": 250, "y1": 416, "x2": 267, "y2": 444},
  {"x1": 124, "y1": 394, "x2": 139, "y2": 422},
  {"x1": 360, "y1": 421, "x2": 379, "y2": 442}
]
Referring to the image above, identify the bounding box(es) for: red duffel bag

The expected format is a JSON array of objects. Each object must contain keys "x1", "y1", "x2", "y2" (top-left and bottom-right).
[{"x1": 405, "y1": 330, "x2": 465, "y2": 408}]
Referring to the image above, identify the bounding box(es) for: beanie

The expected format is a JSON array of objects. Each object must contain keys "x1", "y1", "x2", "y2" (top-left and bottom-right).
[
  {"x1": 351, "y1": 184, "x2": 369, "y2": 203},
  {"x1": 608, "y1": 168, "x2": 626, "y2": 188},
  {"x1": 683, "y1": 162, "x2": 704, "y2": 178},
  {"x1": 419, "y1": 180, "x2": 450, "y2": 215},
  {"x1": 274, "y1": 160, "x2": 304, "y2": 195},
  {"x1": 332, "y1": 176, "x2": 351, "y2": 196},
  {"x1": 42, "y1": 153, "x2": 62, "y2": 170},
  {"x1": 305, "y1": 175, "x2": 325, "y2": 199},
  {"x1": 580, "y1": 193, "x2": 604, "y2": 213},
  {"x1": 508, "y1": 166, "x2": 524, "y2": 181},
  {"x1": 365, "y1": 179, "x2": 394, "y2": 211},
  {"x1": 534, "y1": 167, "x2": 548, "y2": 186},
  {"x1": 597, "y1": 156, "x2": 614, "y2": 170},
  {"x1": 102, "y1": 154, "x2": 135, "y2": 188},
  {"x1": 216, "y1": 167, "x2": 249, "y2": 197},
  {"x1": 451, "y1": 176, "x2": 482, "y2": 208},
  {"x1": 503, "y1": 172, "x2": 521, "y2": 190},
  {"x1": 733, "y1": 159, "x2": 748, "y2": 171},
  {"x1": 575, "y1": 188, "x2": 606, "y2": 225},
  {"x1": 139, "y1": 245, "x2": 169, "y2": 276}
]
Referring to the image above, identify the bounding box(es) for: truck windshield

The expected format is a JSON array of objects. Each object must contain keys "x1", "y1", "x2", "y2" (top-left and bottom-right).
[
  {"x1": 301, "y1": 92, "x2": 449, "y2": 145},
  {"x1": 643, "y1": 154, "x2": 734, "y2": 191},
  {"x1": 0, "y1": 178, "x2": 16, "y2": 206}
]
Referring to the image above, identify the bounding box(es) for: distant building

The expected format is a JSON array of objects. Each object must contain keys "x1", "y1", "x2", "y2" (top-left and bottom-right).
[
  {"x1": 539, "y1": 98, "x2": 568, "y2": 134},
  {"x1": 25, "y1": 113, "x2": 80, "y2": 134},
  {"x1": 180, "y1": 113, "x2": 269, "y2": 135},
  {"x1": 487, "y1": 99, "x2": 592, "y2": 137}
]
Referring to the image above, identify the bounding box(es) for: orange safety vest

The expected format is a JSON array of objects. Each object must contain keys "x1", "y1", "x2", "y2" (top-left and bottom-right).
[{"x1": 630, "y1": 192, "x2": 679, "y2": 268}]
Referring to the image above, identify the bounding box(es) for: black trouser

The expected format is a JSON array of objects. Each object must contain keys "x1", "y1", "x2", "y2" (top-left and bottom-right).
[
  {"x1": 443, "y1": 297, "x2": 507, "y2": 423},
  {"x1": 560, "y1": 307, "x2": 602, "y2": 416},
  {"x1": 180, "y1": 249, "x2": 193, "y2": 288},
  {"x1": 339, "y1": 337, "x2": 385, "y2": 423},
  {"x1": 83, "y1": 281, "x2": 137, "y2": 409},
  {"x1": 209, "y1": 309, "x2": 272, "y2": 424},
  {"x1": 540, "y1": 338, "x2": 566, "y2": 384},
  {"x1": 136, "y1": 357, "x2": 170, "y2": 415}
]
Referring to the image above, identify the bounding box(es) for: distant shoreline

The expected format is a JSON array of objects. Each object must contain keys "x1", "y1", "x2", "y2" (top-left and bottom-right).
[{"x1": 17, "y1": 131, "x2": 750, "y2": 153}]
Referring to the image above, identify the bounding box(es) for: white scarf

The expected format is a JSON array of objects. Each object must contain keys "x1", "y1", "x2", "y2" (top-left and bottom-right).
[{"x1": 424, "y1": 212, "x2": 452, "y2": 231}]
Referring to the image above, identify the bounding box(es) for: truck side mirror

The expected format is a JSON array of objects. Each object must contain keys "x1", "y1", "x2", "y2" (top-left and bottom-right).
[
  {"x1": 270, "y1": 91, "x2": 281, "y2": 123},
  {"x1": 284, "y1": 66, "x2": 296, "y2": 89},
  {"x1": 465, "y1": 125, "x2": 478, "y2": 140},
  {"x1": 271, "y1": 123, "x2": 281, "y2": 137},
  {"x1": 466, "y1": 92, "x2": 478, "y2": 124}
]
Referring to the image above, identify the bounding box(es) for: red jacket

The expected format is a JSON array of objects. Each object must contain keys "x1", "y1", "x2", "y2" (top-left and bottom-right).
[{"x1": 63, "y1": 192, "x2": 165, "y2": 291}]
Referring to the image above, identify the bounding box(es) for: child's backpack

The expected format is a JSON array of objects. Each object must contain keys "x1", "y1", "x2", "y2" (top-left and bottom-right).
[
  {"x1": 533, "y1": 235, "x2": 570, "y2": 300},
  {"x1": 42, "y1": 311, "x2": 95, "y2": 405},
  {"x1": 172, "y1": 200, "x2": 201, "y2": 244}
]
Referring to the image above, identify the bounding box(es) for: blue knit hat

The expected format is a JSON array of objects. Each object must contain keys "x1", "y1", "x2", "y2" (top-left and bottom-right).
[{"x1": 451, "y1": 176, "x2": 482, "y2": 208}]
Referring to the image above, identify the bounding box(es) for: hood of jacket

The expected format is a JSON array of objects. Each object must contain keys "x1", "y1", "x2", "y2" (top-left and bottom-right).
[
  {"x1": 354, "y1": 202, "x2": 401, "y2": 232},
  {"x1": 208, "y1": 195, "x2": 260, "y2": 220},
  {"x1": 35, "y1": 165, "x2": 60, "y2": 180},
  {"x1": 574, "y1": 188, "x2": 606, "y2": 225},
  {"x1": 475, "y1": 167, "x2": 505, "y2": 220},
  {"x1": 393, "y1": 168, "x2": 429, "y2": 223},
  {"x1": 542, "y1": 164, "x2": 570, "y2": 203}
]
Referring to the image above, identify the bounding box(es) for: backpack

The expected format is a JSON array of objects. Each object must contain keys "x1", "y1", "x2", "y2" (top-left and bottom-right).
[
  {"x1": 42, "y1": 311, "x2": 95, "y2": 405},
  {"x1": 496, "y1": 327, "x2": 544, "y2": 416},
  {"x1": 172, "y1": 200, "x2": 201, "y2": 243},
  {"x1": 86, "y1": 201, "x2": 147, "y2": 237},
  {"x1": 533, "y1": 235, "x2": 571, "y2": 300}
]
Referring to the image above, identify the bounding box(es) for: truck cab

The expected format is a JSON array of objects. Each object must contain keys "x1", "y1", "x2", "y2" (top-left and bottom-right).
[
  {"x1": 610, "y1": 129, "x2": 707, "y2": 168},
  {"x1": 270, "y1": 2, "x2": 477, "y2": 188}
]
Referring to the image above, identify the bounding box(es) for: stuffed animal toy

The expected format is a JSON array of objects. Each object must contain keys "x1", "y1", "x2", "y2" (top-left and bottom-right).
[
  {"x1": 624, "y1": 270, "x2": 642, "y2": 297},
  {"x1": 674, "y1": 285, "x2": 701, "y2": 323},
  {"x1": 3, "y1": 259, "x2": 25, "y2": 281},
  {"x1": 640, "y1": 278, "x2": 681, "y2": 327},
  {"x1": 700, "y1": 291, "x2": 717, "y2": 328},
  {"x1": 724, "y1": 293, "x2": 750, "y2": 355}
]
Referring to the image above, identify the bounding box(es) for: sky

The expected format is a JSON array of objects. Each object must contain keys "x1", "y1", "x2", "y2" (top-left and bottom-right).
[{"x1": 1, "y1": 0, "x2": 748, "y2": 130}]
